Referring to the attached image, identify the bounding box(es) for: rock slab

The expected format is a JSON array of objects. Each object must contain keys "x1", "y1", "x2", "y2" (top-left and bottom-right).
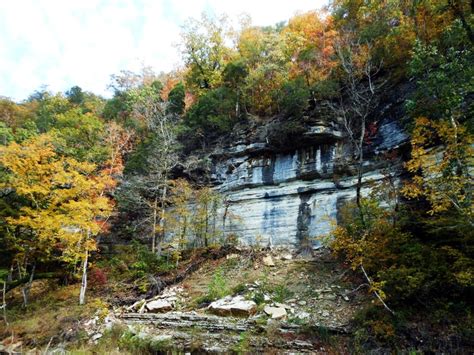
[
  {"x1": 209, "y1": 295, "x2": 257, "y2": 317},
  {"x1": 264, "y1": 305, "x2": 287, "y2": 319},
  {"x1": 146, "y1": 299, "x2": 173, "y2": 313},
  {"x1": 263, "y1": 255, "x2": 275, "y2": 267}
]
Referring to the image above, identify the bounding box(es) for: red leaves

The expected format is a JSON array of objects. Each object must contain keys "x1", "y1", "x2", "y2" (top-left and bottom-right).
[{"x1": 364, "y1": 121, "x2": 379, "y2": 145}]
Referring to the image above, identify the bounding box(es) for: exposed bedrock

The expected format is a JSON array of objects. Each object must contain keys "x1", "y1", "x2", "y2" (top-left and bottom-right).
[{"x1": 180, "y1": 117, "x2": 409, "y2": 249}]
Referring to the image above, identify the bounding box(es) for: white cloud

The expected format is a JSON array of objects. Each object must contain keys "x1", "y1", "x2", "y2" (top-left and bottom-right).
[{"x1": 0, "y1": 0, "x2": 327, "y2": 101}]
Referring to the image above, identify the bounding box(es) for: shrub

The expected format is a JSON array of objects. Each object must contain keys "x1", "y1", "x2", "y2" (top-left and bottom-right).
[
  {"x1": 272, "y1": 283, "x2": 293, "y2": 303},
  {"x1": 331, "y1": 195, "x2": 474, "y2": 306},
  {"x1": 88, "y1": 267, "x2": 107, "y2": 289},
  {"x1": 231, "y1": 283, "x2": 246, "y2": 295},
  {"x1": 118, "y1": 329, "x2": 172, "y2": 353},
  {"x1": 252, "y1": 290, "x2": 266, "y2": 305},
  {"x1": 277, "y1": 77, "x2": 310, "y2": 119},
  {"x1": 207, "y1": 268, "x2": 229, "y2": 300},
  {"x1": 266, "y1": 120, "x2": 306, "y2": 149},
  {"x1": 184, "y1": 87, "x2": 241, "y2": 145}
]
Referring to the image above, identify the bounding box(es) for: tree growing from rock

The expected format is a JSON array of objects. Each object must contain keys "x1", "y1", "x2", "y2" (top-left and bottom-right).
[{"x1": 329, "y1": 35, "x2": 384, "y2": 214}]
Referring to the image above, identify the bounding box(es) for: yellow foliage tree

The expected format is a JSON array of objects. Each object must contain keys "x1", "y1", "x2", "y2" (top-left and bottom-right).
[
  {"x1": 0, "y1": 134, "x2": 113, "y2": 304},
  {"x1": 402, "y1": 117, "x2": 473, "y2": 287},
  {"x1": 402, "y1": 117, "x2": 473, "y2": 224}
]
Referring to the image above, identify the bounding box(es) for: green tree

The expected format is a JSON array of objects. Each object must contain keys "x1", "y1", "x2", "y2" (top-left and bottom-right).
[
  {"x1": 0, "y1": 122, "x2": 14, "y2": 146},
  {"x1": 166, "y1": 179, "x2": 194, "y2": 263},
  {"x1": 65, "y1": 85, "x2": 85, "y2": 105},
  {"x1": 29, "y1": 91, "x2": 72, "y2": 132},
  {"x1": 192, "y1": 187, "x2": 222, "y2": 248},
  {"x1": 237, "y1": 25, "x2": 289, "y2": 116},
  {"x1": 167, "y1": 82, "x2": 185, "y2": 116},
  {"x1": 277, "y1": 77, "x2": 310, "y2": 119},
  {"x1": 185, "y1": 87, "x2": 239, "y2": 147},
  {"x1": 407, "y1": 23, "x2": 474, "y2": 128},
  {"x1": 180, "y1": 14, "x2": 232, "y2": 94},
  {"x1": 222, "y1": 59, "x2": 249, "y2": 117},
  {"x1": 50, "y1": 109, "x2": 109, "y2": 163}
]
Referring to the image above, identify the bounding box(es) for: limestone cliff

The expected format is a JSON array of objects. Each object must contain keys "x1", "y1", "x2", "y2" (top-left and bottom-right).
[
  {"x1": 205, "y1": 117, "x2": 408, "y2": 249},
  {"x1": 175, "y1": 84, "x2": 412, "y2": 249}
]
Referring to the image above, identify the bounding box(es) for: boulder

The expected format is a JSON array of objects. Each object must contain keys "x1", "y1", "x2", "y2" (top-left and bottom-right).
[
  {"x1": 146, "y1": 299, "x2": 173, "y2": 313},
  {"x1": 281, "y1": 253, "x2": 293, "y2": 260},
  {"x1": 262, "y1": 255, "x2": 275, "y2": 267},
  {"x1": 91, "y1": 333, "x2": 103, "y2": 341},
  {"x1": 209, "y1": 295, "x2": 257, "y2": 317},
  {"x1": 127, "y1": 299, "x2": 146, "y2": 312},
  {"x1": 264, "y1": 305, "x2": 287, "y2": 319}
]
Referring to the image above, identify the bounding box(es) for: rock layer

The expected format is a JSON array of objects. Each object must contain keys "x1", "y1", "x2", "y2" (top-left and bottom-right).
[
  {"x1": 169, "y1": 117, "x2": 408, "y2": 249},
  {"x1": 207, "y1": 118, "x2": 408, "y2": 248}
]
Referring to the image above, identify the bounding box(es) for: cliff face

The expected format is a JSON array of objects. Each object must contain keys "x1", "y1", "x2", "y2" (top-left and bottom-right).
[{"x1": 204, "y1": 116, "x2": 409, "y2": 249}]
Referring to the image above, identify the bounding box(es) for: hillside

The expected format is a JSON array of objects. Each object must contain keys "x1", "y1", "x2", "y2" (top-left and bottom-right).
[{"x1": 1, "y1": 1, "x2": 473, "y2": 353}]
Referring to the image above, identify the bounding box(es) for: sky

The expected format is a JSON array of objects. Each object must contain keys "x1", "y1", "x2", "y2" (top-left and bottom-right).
[{"x1": 0, "y1": 0, "x2": 327, "y2": 102}]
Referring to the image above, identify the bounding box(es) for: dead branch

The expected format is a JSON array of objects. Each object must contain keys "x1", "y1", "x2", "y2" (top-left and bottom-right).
[
  {"x1": 348, "y1": 282, "x2": 370, "y2": 295},
  {"x1": 360, "y1": 264, "x2": 395, "y2": 315}
]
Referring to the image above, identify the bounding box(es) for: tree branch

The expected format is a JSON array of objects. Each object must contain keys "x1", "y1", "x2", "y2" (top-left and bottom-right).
[{"x1": 360, "y1": 264, "x2": 395, "y2": 315}]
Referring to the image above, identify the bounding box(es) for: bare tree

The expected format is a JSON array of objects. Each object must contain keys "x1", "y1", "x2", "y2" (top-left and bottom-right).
[
  {"x1": 329, "y1": 35, "x2": 384, "y2": 215},
  {"x1": 131, "y1": 94, "x2": 180, "y2": 255}
]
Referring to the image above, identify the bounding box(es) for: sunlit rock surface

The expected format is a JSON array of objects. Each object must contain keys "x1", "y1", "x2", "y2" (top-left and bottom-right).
[
  {"x1": 164, "y1": 118, "x2": 408, "y2": 250},
  {"x1": 204, "y1": 117, "x2": 409, "y2": 249}
]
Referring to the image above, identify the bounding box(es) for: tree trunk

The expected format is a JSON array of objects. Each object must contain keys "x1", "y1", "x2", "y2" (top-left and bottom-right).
[
  {"x1": 17, "y1": 260, "x2": 23, "y2": 279},
  {"x1": 180, "y1": 217, "x2": 187, "y2": 248},
  {"x1": 156, "y1": 185, "x2": 167, "y2": 256},
  {"x1": 7, "y1": 265, "x2": 13, "y2": 283},
  {"x1": 360, "y1": 264, "x2": 395, "y2": 315},
  {"x1": 2, "y1": 280, "x2": 7, "y2": 325},
  {"x1": 204, "y1": 202, "x2": 209, "y2": 247},
  {"x1": 152, "y1": 196, "x2": 158, "y2": 253},
  {"x1": 356, "y1": 118, "x2": 366, "y2": 226},
  {"x1": 21, "y1": 262, "x2": 36, "y2": 308},
  {"x1": 157, "y1": 184, "x2": 168, "y2": 257},
  {"x1": 222, "y1": 202, "x2": 228, "y2": 243},
  {"x1": 79, "y1": 249, "x2": 89, "y2": 305}
]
